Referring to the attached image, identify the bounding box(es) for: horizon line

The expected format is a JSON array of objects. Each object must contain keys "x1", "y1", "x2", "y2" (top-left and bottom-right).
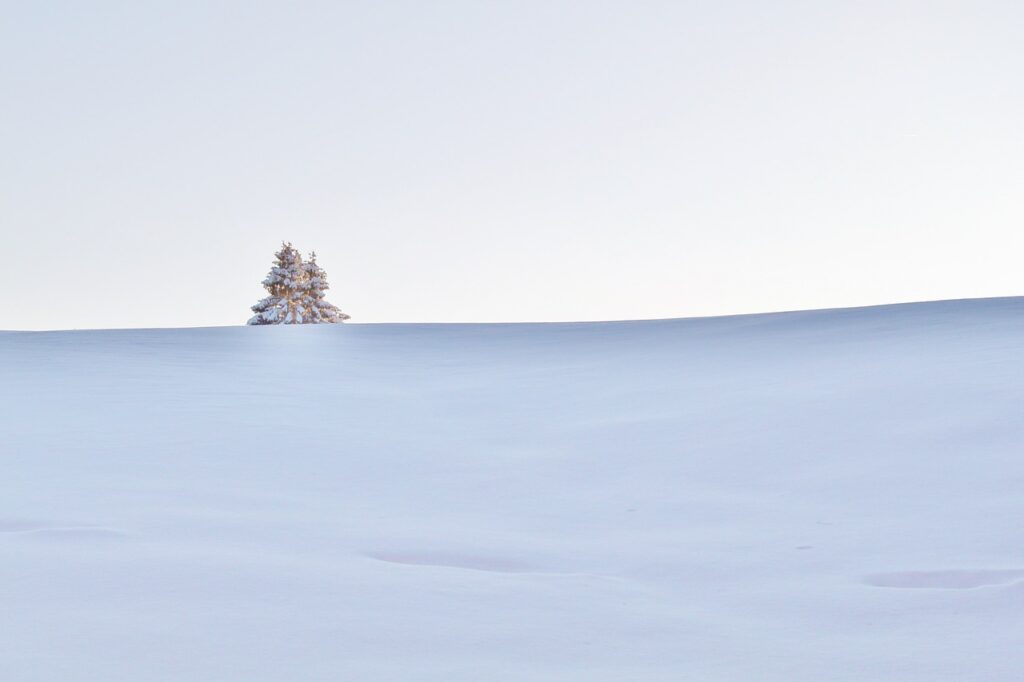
[{"x1": 4, "y1": 295, "x2": 1021, "y2": 334}]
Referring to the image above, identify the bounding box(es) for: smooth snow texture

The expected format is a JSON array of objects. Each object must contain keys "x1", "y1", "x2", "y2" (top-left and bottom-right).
[{"x1": 2, "y1": 298, "x2": 1023, "y2": 681}]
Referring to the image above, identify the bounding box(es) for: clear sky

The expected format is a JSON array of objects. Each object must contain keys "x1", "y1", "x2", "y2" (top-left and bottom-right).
[{"x1": 3, "y1": 1, "x2": 1021, "y2": 329}]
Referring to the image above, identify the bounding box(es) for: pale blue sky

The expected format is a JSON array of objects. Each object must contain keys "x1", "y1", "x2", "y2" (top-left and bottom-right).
[{"x1": 3, "y1": 1, "x2": 1022, "y2": 329}]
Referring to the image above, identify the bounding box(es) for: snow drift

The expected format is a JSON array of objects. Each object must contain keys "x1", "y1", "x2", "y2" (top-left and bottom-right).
[{"x1": 2, "y1": 298, "x2": 1023, "y2": 680}]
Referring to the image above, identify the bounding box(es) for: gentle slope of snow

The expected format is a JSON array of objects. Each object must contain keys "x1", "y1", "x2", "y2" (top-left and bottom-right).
[{"x1": 2, "y1": 298, "x2": 1023, "y2": 680}]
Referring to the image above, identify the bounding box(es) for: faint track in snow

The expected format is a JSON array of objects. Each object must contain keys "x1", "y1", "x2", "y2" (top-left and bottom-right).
[
  {"x1": 363, "y1": 550, "x2": 538, "y2": 573},
  {"x1": 0, "y1": 521, "x2": 128, "y2": 542},
  {"x1": 864, "y1": 569, "x2": 1024, "y2": 589}
]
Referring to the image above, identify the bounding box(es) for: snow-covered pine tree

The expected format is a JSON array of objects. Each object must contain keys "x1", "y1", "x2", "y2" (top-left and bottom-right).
[
  {"x1": 298, "y1": 251, "x2": 351, "y2": 323},
  {"x1": 248, "y1": 242, "x2": 307, "y2": 325}
]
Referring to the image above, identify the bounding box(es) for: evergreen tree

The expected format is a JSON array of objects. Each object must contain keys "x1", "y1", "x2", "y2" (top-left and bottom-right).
[
  {"x1": 248, "y1": 242, "x2": 306, "y2": 325},
  {"x1": 298, "y1": 251, "x2": 350, "y2": 323}
]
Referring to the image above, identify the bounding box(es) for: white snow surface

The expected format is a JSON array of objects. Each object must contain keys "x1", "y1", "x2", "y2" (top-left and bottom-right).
[{"x1": 2, "y1": 298, "x2": 1023, "y2": 680}]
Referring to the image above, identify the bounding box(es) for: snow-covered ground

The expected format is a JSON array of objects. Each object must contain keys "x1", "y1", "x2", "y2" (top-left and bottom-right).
[{"x1": 2, "y1": 298, "x2": 1023, "y2": 681}]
